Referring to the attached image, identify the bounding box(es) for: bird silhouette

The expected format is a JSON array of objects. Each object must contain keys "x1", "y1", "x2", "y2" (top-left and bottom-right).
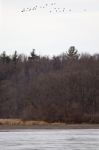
[
  {"x1": 20, "y1": 2, "x2": 88, "y2": 15},
  {"x1": 21, "y1": 8, "x2": 25, "y2": 12},
  {"x1": 45, "y1": 4, "x2": 48, "y2": 7},
  {"x1": 29, "y1": 8, "x2": 31, "y2": 11},
  {"x1": 69, "y1": 9, "x2": 71, "y2": 12},
  {"x1": 83, "y1": 9, "x2": 87, "y2": 12}
]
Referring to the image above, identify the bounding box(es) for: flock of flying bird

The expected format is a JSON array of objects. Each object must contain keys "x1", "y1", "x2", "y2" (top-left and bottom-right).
[{"x1": 21, "y1": 2, "x2": 87, "y2": 14}]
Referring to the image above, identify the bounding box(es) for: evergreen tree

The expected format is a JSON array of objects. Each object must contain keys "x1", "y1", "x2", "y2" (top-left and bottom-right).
[
  {"x1": 12, "y1": 51, "x2": 18, "y2": 64},
  {"x1": 0, "y1": 51, "x2": 11, "y2": 63},
  {"x1": 30, "y1": 49, "x2": 36, "y2": 59},
  {"x1": 66, "y1": 46, "x2": 79, "y2": 61},
  {"x1": 0, "y1": 51, "x2": 6, "y2": 63},
  {"x1": 28, "y1": 49, "x2": 39, "y2": 61}
]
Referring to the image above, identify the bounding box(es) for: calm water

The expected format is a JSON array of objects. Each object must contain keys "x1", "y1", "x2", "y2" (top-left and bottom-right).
[{"x1": 0, "y1": 129, "x2": 99, "y2": 150}]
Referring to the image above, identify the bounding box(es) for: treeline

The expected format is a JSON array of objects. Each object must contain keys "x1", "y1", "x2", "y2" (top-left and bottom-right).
[{"x1": 0, "y1": 47, "x2": 99, "y2": 123}]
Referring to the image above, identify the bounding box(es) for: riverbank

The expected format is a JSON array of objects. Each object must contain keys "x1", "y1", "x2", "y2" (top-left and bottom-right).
[
  {"x1": 0, "y1": 124, "x2": 99, "y2": 130},
  {"x1": 0, "y1": 119, "x2": 99, "y2": 129}
]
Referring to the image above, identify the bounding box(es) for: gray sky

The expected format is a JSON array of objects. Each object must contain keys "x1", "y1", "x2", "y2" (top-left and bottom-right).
[{"x1": 0, "y1": 0, "x2": 99, "y2": 56}]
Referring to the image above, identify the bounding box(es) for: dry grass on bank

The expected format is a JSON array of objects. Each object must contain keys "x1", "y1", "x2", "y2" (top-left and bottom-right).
[
  {"x1": 0, "y1": 119, "x2": 50, "y2": 126},
  {"x1": 0, "y1": 119, "x2": 99, "y2": 129}
]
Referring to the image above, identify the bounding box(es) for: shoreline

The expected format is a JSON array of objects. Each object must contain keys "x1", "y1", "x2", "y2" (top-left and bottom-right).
[
  {"x1": 0, "y1": 124, "x2": 99, "y2": 130},
  {"x1": 0, "y1": 119, "x2": 99, "y2": 130}
]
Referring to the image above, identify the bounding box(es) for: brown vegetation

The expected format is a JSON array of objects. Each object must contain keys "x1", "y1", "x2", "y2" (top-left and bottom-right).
[{"x1": 0, "y1": 119, "x2": 48, "y2": 126}]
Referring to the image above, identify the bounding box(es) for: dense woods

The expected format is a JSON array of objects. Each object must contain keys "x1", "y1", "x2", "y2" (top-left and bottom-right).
[{"x1": 0, "y1": 47, "x2": 99, "y2": 123}]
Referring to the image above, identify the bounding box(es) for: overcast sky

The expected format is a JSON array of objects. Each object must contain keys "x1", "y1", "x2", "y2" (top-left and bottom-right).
[{"x1": 0, "y1": 0, "x2": 99, "y2": 56}]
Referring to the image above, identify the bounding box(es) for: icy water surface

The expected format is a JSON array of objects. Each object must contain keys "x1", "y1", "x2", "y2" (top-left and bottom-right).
[{"x1": 0, "y1": 129, "x2": 99, "y2": 150}]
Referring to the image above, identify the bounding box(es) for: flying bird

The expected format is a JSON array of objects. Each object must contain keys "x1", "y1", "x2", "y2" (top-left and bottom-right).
[
  {"x1": 45, "y1": 3, "x2": 48, "y2": 7},
  {"x1": 21, "y1": 8, "x2": 25, "y2": 12},
  {"x1": 20, "y1": 2, "x2": 88, "y2": 15},
  {"x1": 83, "y1": 9, "x2": 87, "y2": 12}
]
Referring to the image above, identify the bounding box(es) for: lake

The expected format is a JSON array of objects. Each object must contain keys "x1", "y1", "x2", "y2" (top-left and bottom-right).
[{"x1": 0, "y1": 129, "x2": 99, "y2": 150}]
